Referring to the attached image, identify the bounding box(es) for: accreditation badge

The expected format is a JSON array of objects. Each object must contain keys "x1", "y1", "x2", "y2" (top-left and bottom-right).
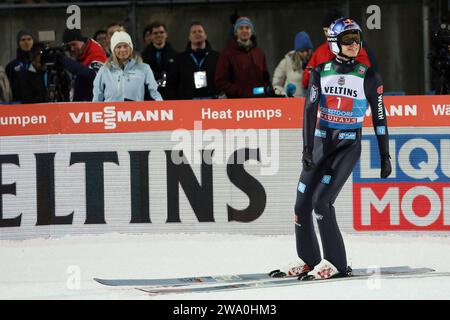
[{"x1": 194, "y1": 71, "x2": 207, "y2": 89}]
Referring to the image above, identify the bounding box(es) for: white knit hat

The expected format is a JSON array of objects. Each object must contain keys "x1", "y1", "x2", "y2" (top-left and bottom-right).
[{"x1": 110, "y1": 31, "x2": 133, "y2": 51}]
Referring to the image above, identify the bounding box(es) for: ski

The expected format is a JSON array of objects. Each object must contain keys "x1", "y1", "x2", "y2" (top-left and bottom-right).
[
  {"x1": 138, "y1": 267, "x2": 445, "y2": 296},
  {"x1": 94, "y1": 272, "x2": 272, "y2": 287},
  {"x1": 95, "y1": 265, "x2": 425, "y2": 288}
]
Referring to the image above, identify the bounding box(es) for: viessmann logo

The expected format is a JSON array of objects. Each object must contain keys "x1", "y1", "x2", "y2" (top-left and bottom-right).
[
  {"x1": 353, "y1": 134, "x2": 450, "y2": 231},
  {"x1": 68, "y1": 106, "x2": 174, "y2": 130}
]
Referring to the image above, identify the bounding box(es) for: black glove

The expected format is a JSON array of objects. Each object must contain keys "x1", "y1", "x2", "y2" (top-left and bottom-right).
[
  {"x1": 380, "y1": 153, "x2": 392, "y2": 179},
  {"x1": 302, "y1": 146, "x2": 315, "y2": 171}
]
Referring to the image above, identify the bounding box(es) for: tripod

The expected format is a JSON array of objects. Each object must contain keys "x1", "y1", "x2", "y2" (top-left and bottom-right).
[{"x1": 46, "y1": 66, "x2": 70, "y2": 102}]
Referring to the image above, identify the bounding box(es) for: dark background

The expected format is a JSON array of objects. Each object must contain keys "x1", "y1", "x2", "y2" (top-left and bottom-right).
[{"x1": 1, "y1": 0, "x2": 449, "y2": 95}]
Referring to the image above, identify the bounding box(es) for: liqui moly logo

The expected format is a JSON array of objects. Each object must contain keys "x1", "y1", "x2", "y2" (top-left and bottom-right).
[{"x1": 353, "y1": 134, "x2": 450, "y2": 231}]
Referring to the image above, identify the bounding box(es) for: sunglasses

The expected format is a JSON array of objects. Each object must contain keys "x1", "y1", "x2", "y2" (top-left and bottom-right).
[{"x1": 341, "y1": 34, "x2": 361, "y2": 46}]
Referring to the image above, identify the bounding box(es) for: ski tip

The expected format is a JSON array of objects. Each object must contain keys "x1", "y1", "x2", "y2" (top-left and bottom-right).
[{"x1": 93, "y1": 278, "x2": 115, "y2": 286}]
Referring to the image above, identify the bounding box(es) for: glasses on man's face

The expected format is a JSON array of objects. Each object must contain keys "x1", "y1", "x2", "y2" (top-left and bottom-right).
[{"x1": 341, "y1": 34, "x2": 361, "y2": 46}]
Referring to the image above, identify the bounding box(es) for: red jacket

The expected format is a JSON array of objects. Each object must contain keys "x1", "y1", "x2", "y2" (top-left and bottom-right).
[
  {"x1": 215, "y1": 38, "x2": 271, "y2": 98},
  {"x1": 302, "y1": 42, "x2": 371, "y2": 89},
  {"x1": 78, "y1": 39, "x2": 107, "y2": 69}
]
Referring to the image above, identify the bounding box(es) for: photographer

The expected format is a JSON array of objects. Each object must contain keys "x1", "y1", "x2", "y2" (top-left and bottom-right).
[
  {"x1": 430, "y1": 26, "x2": 450, "y2": 94},
  {"x1": 14, "y1": 42, "x2": 70, "y2": 104},
  {"x1": 61, "y1": 28, "x2": 107, "y2": 101},
  {"x1": 14, "y1": 42, "x2": 46, "y2": 103}
]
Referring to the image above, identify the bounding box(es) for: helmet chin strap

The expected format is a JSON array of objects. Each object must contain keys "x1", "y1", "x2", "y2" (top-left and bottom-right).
[
  {"x1": 336, "y1": 43, "x2": 360, "y2": 61},
  {"x1": 337, "y1": 52, "x2": 353, "y2": 60}
]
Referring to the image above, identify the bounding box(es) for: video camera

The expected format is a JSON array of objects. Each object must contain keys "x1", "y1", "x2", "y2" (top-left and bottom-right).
[
  {"x1": 37, "y1": 31, "x2": 71, "y2": 102},
  {"x1": 41, "y1": 44, "x2": 70, "y2": 69},
  {"x1": 39, "y1": 45, "x2": 70, "y2": 102}
]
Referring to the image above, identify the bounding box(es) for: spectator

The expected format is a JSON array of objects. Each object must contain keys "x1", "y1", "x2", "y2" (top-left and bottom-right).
[
  {"x1": 93, "y1": 31, "x2": 162, "y2": 102},
  {"x1": 302, "y1": 8, "x2": 372, "y2": 90},
  {"x1": 105, "y1": 22, "x2": 125, "y2": 57},
  {"x1": 0, "y1": 65, "x2": 12, "y2": 103},
  {"x1": 167, "y1": 22, "x2": 219, "y2": 100},
  {"x1": 142, "y1": 25, "x2": 153, "y2": 47},
  {"x1": 62, "y1": 28, "x2": 107, "y2": 101},
  {"x1": 93, "y1": 29, "x2": 108, "y2": 53},
  {"x1": 215, "y1": 17, "x2": 271, "y2": 98},
  {"x1": 5, "y1": 30, "x2": 34, "y2": 101},
  {"x1": 141, "y1": 22, "x2": 177, "y2": 100},
  {"x1": 272, "y1": 31, "x2": 313, "y2": 97}
]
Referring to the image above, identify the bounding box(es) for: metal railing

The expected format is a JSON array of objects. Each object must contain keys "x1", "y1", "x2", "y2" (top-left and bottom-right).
[{"x1": 0, "y1": 0, "x2": 281, "y2": 10}]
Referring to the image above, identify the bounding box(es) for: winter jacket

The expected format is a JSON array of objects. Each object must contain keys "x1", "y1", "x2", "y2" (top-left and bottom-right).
[
  {"x1": 93, "y1": 58, "x2": 162, "y2": 102},
  {"x1": 13, "y1": 65, "x2": 48, "y2": 104},
  {"x1": 215, "y1": 36, "x2": 271, "y2": 98},
  {"x1": 302, "y1": 42, "x2": 371, "y2": 89},
  {"x1": 141, "y1": 42, "x2": 177, "y2": 100},
  {"x1": 272, "y1": 51, "x2": 307, "y2": 97},
  {"x1": 167, "y1": 41, "x2": 219, "y2": 100},
  {"x1": 5, "y1": 48, "x2": 32, "y2": 101},
  {"x1": 63, "y1": 38, "x2": 107, "y2": 101}
]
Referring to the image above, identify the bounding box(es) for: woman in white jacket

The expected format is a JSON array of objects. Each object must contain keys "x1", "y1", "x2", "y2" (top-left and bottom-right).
[
  {"x1": 272, "y1": 31, "x2": 313, "y2": 97},
  {"x1": 93, "y1": 31, "x2": 162, "y2": 102}
]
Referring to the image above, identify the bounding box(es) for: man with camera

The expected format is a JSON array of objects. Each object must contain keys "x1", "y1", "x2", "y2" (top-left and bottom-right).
[
  {"x1": 61, "y1": 28, "x2": 107, "y2": 101},
  {"x1": 14, "y1": 42, "x2": 71, "y2": 103}
]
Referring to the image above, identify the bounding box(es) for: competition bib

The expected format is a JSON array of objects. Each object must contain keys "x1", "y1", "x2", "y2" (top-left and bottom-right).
[{"x1": 319, "y1": 62, "x2": 369, "y2": 129}]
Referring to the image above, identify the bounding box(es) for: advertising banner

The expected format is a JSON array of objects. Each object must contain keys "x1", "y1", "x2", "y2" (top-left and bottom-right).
[{"x1": 0, "y1": 97, "x2": 449, "y2": 239}]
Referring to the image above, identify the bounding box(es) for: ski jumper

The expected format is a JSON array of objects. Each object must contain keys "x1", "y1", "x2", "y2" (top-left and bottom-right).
[{"x1": 295, "y1": 57, "x2": 390, "y2": 273}]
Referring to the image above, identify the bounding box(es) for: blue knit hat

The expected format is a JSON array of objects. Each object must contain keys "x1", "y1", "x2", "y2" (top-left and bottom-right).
[
  {"x1": 234, "y1": 17, "x2": 255, "y2": 34},
  {"x1": 294, "y1": 31, "x2": 313, "y2": 51}
]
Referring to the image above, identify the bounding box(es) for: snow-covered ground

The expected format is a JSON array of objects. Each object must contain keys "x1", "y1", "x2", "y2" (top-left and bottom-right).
[{"x1": 1, "y1": 232, "x2": 450, "y2": 300}]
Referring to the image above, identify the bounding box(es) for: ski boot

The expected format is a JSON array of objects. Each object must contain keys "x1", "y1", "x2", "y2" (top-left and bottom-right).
[
  {"x1": 299, "y1": 259, "x2": 352, "y2": 280},
  {"x1": 269, "y1": 259, "x2": 312, "y2": 278}
]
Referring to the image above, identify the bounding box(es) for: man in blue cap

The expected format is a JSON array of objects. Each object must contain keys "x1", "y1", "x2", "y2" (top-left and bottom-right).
[{"x1": 215, "y1": 16, "x2": 271, "y2": 98}]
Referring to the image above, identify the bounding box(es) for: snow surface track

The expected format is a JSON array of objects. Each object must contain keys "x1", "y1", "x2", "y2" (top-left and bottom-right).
[{"x1": 1, "y1": 233, "x2": 450, "y2": 299}]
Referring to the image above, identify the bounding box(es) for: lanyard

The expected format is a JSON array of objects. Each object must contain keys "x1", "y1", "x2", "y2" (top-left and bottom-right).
[
  {"x1": 190, "y1": 52, "x2": 209, "y2": 71},
  {"x1": 156, "y1": 50, "x2": 162, "y2": 67}
]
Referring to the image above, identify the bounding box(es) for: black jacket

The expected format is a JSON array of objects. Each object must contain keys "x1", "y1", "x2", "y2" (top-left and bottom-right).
[
  {"x1": 62, "y1": 56, "x2": 97, "y2": 102},
  {"x1": 141, "y1": 42, "x2": 177, "y2": 100},
  {"x1": 303, "y1": 58, "x2": 389, "y2": 157},
  {"x1": 167, "y1": 41, "x2": 219, "y2": 100},
  {"x1": 14, "y1": 66, "x2": 47, "y2": 104},
  {"x1": 5, "y1": 48, "x2": 32, "y2": 101}
]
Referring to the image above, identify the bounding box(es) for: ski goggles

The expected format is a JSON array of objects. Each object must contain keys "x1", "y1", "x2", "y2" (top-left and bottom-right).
[{"x1": 340, "y1": 33, "x2": 361, "y2": 45}]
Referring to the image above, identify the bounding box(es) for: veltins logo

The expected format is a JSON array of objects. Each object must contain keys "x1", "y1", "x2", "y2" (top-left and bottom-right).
[{"x1": 353, "y1": 134, "x2": 450, "y2": 231}]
